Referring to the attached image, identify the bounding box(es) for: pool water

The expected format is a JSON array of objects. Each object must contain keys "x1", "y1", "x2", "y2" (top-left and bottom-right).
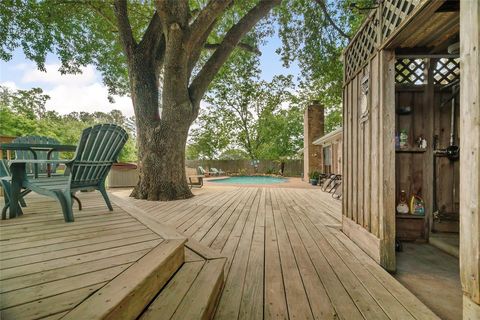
[{"x1": 209, "y1": 176, "x2": 287, "y2": 185}]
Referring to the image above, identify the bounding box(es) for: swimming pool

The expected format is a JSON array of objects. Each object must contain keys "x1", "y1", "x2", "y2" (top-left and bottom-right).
[{"x1": 209, "y1": 176, "x2": 287, "y2": 185}]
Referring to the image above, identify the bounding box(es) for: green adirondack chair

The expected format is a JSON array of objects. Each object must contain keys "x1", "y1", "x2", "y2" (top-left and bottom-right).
[
  {"x1": 12, "y1": 135, "x2": 61, "y2": 176},
  {"x1": 19, "y1": 124, "x2": 128, "y2": 222},
  {"x1": 0, "y1": 160, "x2": 31, "y2": 219}
]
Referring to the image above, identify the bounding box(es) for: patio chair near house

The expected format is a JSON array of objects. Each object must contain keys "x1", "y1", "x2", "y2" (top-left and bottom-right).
[
  {"x1": 332, "y1": 180, "x2": 343, "y2": 200},
  {"x1": 321, "y1": 174, "x2": 341, "y2": 192},
  {"x1": 7, "y1": 124, "x2": 128, "y2": 222}
]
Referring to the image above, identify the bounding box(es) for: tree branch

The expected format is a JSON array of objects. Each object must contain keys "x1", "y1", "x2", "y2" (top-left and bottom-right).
[
  {"x1": 313, "y1": 0, "x2": 350, "y2": 40},
  {"x1": 85, "y1": 1, "x2": 118, "y2": 31},
  {"x1": 187, "y1": 0, "x2": 233, "y2": 73},
  {"x1": 138, "y1": 12, "x2": 163, "y2": 54},
  {"x1": 113, "y1": 0, "x2": 137, "y2": 59},
  {"x1": 189, "y1": 0, "x2": 233, "y2": 49},
  {"x1": 189, "y1": 0, "x2": 281, "y2": 107},
  {"x1": 204, "y1": 42, "x2": 261, "y2": 55}
]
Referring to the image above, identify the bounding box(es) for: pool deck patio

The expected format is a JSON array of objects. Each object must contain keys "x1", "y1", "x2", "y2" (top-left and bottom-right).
[{"x1": 0, "y1": 184, "x2": 440, "y2": 319}]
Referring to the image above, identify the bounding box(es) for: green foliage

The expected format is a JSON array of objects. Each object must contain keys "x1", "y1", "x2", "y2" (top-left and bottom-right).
[
  {"x1": 0, "y1": 86, "x2": 137, "y2": 162},
  {"x1": 265, "y1": 167, "x2": 275, "y2": 175},
  {"x1": 189, "y1": 52, "x2": 303, "y2": 161},
  {"x1": 218, "y1": 149, "x2": 249, "y2": 161},
  {"x1": 309, "y1": 170, "x2": 320, "y2": 180}
]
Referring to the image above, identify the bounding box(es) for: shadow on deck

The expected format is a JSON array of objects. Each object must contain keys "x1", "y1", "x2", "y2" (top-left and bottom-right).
[{"x1": 0, "y1": 186, "x2": 439, "y2": 319}]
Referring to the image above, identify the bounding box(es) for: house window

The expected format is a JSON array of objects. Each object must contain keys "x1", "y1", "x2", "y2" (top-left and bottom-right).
[{"x1": 323, "y1": 146, "x2": 332, "y2": 174}]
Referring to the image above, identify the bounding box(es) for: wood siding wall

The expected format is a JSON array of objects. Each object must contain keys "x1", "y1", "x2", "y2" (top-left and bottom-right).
[{"x1": 342, "y1": 50, "x2": 396, "y2": 271}]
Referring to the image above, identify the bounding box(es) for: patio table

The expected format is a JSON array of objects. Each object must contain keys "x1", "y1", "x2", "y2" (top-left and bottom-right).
[
  {"x1": 0, "y1": 143, "x2": 76, "y2": 178},
  {"x1": 5, "y1": 159, "x2": 70, "y2": 218}
]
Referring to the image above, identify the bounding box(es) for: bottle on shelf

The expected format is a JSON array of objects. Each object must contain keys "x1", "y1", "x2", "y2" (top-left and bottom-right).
[
  {"x1": 399, "y1": 130, "x2": 409, "y2": 149},
  {"x1": 410, "y1": 194, "x2": 425, "y2": 216},
  {"x1": 396, "y1": 190, "x2": 409, "y2": 214}
]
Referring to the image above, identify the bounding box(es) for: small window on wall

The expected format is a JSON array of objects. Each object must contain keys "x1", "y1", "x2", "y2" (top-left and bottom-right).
[
  {"x1": 323, "y1": 146, "x2": 332, "y2": 174},
  {"x1": 360, "y1": 73, "x2": 369, "y2": 121},
  {"x1": 323, "y1": 146, "x2": 332, "y2": 165}
]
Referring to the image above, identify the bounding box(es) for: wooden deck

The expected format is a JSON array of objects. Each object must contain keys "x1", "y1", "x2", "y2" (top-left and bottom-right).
[
  {"x1": 0, "y1": 186, "x2": 440, "y2": 319},
  {"x1": 114, "y1": 186, "x2": 440, "y2": 320}
]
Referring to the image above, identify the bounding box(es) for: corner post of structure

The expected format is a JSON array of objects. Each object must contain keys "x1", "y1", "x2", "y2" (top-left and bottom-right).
[
  {"x1": 379, "y1": 49, "x2": 396, "y2": 272},
  {"x1": 460, "y1": 0, "x2": 480, "y2": 318}
]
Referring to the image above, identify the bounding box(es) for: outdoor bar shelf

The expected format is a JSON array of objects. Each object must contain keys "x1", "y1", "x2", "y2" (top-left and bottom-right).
[
  {"x1": 395, "y1": 148, "x2": 427, "y2": 153},
  {"x1": 396, "y1": 214, "x2": 425, "y2": 219}
]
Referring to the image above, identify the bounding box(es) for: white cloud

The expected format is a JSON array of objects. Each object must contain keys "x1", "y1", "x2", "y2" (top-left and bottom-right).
[
  {"x1": 12, "y1": 63, "x2": 28, "y2": 71},
  {"x1": 21, "y1": 63, "x2": 97, "y2": 86},
  {"x1": 44, "y1": 83, "x2": 133, "y2": 117},
  {"x1": 3, "y1": 62, "x2": 135, "y2": 117}
]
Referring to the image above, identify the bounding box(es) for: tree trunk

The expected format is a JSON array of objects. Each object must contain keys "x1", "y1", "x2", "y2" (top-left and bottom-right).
[
  {"x1": 132, "y1": 120, "x2": 193, "y2": 201},
  {"x1": 128, "y1": 56, "x2": 194, "y2": 201}
]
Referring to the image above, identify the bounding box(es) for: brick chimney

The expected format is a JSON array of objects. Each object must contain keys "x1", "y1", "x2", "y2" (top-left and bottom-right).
[{"x1": 304, "y1": 100, "x2": 324, "y2": 180}]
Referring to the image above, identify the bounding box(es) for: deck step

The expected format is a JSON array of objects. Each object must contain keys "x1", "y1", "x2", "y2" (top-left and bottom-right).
[
  {"x1": 140, "y1": 256, "x2": 226, "y2": 320},
  {"x1": 63, "y1": 239, "x2": 186, "y2": 320}
]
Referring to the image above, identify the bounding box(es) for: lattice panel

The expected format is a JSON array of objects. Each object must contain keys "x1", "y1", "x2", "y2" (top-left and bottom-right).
[
  {"x1": 345, "y1": 14, "x2": 378, "y2": 80},
  {"x1": 382, "y1": 0, "x2": 419, "y2": 39},
  {"x1": 433, "y1": 58, "x2": 460, "y2": 84},
  {"x1": 395, "y1": 59, "x2": 425, "y2": 84}
]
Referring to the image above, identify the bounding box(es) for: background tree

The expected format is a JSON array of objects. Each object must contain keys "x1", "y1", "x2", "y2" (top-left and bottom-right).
[{"x1": 189, "y1": 53, "x2": 302, "y2": 161}]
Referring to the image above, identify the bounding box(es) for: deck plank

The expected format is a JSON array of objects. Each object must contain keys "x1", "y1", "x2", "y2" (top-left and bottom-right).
[
  {"x1": 264, "y1": 189, "x2": 289, "y2": 320},
  {"x1": 238, "y1": 188, "x2": 266, "y2": 320}
]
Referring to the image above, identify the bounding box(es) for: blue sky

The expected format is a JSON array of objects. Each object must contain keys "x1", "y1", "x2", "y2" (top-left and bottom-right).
[{"x1": 0, "y1": 32, "x2": 300, "y2": 118}]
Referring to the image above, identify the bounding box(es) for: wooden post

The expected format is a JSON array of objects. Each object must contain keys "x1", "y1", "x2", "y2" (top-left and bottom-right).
[
  {"x1": 379, "y1": 49, "x2": 396, "y2": 272},
  {"x1": 460, "y1": 0, "x2": 480, "y2": 318}
]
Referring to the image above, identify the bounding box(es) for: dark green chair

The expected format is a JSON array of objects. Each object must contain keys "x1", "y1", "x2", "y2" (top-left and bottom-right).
[
  {"x1": 20, "y1": 124, "x2": 128, "y2": 222},
  {"x1": 0, "y1": 160, "x2": 31, "y2": 219},
  {"x1": 12, "y1": 135, "x2": 61, "y2": 176}
]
